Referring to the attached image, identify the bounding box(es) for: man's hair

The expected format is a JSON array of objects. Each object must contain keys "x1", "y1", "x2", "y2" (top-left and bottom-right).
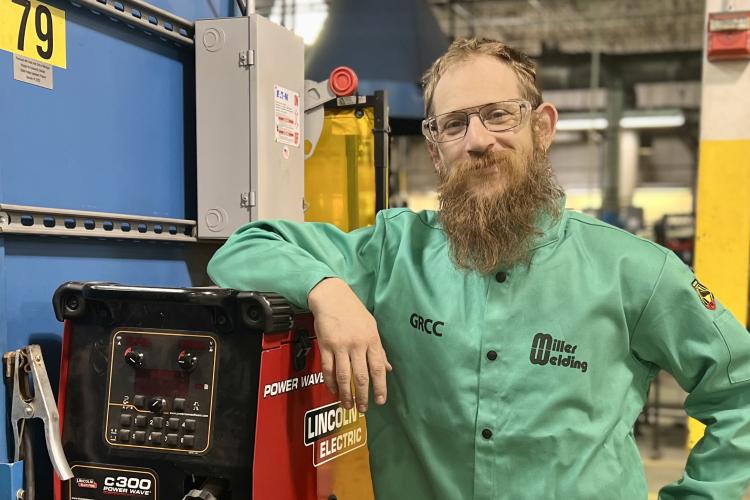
[{"x1": 422, "y1": 38, "x2": 543, "y2": 116}]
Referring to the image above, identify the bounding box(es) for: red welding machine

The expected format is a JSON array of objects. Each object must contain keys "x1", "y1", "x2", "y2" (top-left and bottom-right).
[{"x1": 52, "y1": 282, "x2": 374, "y2": 500}]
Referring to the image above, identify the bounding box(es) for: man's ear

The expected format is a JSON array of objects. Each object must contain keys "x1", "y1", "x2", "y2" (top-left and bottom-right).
[
  {"x1": 533, "y1": 102, "x2": 558, "y2": 151},
  {"x1": 426, "y1": 140, "x2": 442, "y2": 173}
]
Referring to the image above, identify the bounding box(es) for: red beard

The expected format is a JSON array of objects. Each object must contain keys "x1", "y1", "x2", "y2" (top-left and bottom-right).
[{"x1": 437, "y1": 145, "x2": 564, "y2": 273}]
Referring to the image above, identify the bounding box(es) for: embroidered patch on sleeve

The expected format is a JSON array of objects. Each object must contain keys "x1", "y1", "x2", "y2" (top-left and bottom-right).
[{"x1": 691, "y1": 279, "x2": 716, "y2": 310}]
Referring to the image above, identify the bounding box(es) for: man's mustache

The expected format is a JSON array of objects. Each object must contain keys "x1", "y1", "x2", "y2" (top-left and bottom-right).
[{"x1": 446, "y1": 150, "x2": 518, "y2": 178}]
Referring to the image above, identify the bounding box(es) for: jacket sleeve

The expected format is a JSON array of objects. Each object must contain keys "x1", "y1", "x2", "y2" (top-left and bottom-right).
[
  {"x1": 206, "y1": 212, "x2": 388, "y2": 310},
  {"x1": 631, "y1": 251, "x2": 750, "y2": 499}
]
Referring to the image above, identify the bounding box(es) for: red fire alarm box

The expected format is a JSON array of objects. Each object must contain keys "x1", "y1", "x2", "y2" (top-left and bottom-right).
[{"x1": 708, "y1": 11, "x2": 750, "y2": 61}]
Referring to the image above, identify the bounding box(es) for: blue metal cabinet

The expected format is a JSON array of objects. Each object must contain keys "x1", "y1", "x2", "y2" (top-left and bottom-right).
[{"x1": 0, "y1": 1, "x2": 234, "y2": 493}]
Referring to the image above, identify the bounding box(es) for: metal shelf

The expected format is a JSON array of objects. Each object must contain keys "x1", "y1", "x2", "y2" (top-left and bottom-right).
[
  {"x1": 69, "y1": 0, "x2": 195, "y2": 46},
  {"x1": 0, "y1": 204, "x2": 197, "y2": 242}
]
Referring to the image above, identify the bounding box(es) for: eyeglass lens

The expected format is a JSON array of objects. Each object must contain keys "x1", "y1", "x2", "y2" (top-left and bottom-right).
[{"x1": 431, "y1": 101, "x2": 526, "y2": 142}]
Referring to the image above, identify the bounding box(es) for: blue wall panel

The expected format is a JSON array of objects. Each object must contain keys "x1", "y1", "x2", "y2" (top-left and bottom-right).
[
  {"x1": 0, "y1": 0, "x2": 236, "y2": 217},
  {"x1": 0, "y1": 236, "x2": 213, "y2": 486},
  {"x1": 3, "y1": 238, "x2": 198, "y2": 355},
  {"x1": 0, "y1": 0, "x2": 234, "y2": 492}
]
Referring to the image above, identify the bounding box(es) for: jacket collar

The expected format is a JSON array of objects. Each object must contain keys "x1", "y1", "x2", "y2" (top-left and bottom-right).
[{"x1": 531, "y1": 195, "x2": 568, "y2": 251}]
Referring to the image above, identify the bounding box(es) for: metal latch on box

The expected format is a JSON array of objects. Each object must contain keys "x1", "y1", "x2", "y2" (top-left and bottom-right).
[
  {"x1": 239, "y1": 49, "x2": 254, "y2": 67},
  {"x1": 4, "y1": 345, "x2": 74, "y2": 483},
  {"x1": 240, "y1": 191, "x2": 256, "y2": 208}
]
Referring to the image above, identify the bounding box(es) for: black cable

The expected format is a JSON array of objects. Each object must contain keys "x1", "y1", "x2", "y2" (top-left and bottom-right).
[
  {"x1": 3, "y1": 354, "x2": 14, "y2": 461},
  {"x1": 236, "y1": 0, "x2": 248, "y2": 16},
  {"x1": 21, "y1": 421, "x2": 35, "y2": 500},
  {"x1": 182, "y1": 478, "x2": 226, "y2": 500}
]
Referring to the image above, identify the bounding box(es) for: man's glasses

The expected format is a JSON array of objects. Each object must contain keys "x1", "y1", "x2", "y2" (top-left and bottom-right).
[{"x1": 422, "y1": 99, "x2": 532, "y2": 143}]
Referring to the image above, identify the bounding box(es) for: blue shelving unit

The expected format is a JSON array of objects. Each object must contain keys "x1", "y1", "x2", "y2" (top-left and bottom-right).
[{"x1": 0, "y1": 1, "x2": 236, "y2": 494}]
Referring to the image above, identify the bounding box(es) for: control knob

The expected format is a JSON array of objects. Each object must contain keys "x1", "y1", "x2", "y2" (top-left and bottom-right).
[
  {"x1": 178, "y1": 351, "x2": 198, "y2": 372},
  {"x1": 148, "y1": 397, "x2": 167, "y2": 413},
  {"x1": 124, "y1": 347, "x2": 144, "y2": 368}
]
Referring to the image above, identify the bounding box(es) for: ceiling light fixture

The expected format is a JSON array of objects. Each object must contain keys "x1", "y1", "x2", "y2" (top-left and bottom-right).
[{"x1": 556, "y1": 110, "x2": 686, "y2": 131}]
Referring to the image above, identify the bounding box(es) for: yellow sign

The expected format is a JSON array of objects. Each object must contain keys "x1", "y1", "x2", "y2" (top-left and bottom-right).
[{"x1": 0, "y1": 0, "x2": 66, "y2": 68}]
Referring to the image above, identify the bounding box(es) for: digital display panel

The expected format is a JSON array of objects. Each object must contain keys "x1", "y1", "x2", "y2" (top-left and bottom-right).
[
  {"x1": 178, "y1": 339, "x2": 209, "y2": 351},
  {"x1": 134, "y1": 369, "x2": 189, "y2": 398}
]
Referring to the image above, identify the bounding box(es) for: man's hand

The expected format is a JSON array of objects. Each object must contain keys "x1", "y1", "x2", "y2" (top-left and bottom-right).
[{"x1": 308, "y1": 278, "x2": 392, "y2": 413}]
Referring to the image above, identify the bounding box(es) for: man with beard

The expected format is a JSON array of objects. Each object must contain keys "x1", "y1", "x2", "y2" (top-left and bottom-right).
[{"x1": 208, "y1": 38, "x2": 750, "y2": 499}]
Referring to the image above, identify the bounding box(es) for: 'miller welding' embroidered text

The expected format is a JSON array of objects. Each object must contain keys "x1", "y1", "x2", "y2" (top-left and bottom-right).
[{"x1": 529, "y1": 332, "x2": 588, "y2": 373}]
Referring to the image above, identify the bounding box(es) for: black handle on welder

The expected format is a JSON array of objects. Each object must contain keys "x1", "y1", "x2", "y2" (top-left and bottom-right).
[
  {"x1": 80, "y1": 283, "x2": 234, "y2": 304},
  {"x1": 238, "y1": 291, "x2": 294, "y2": 333},
  {"x1": 53, "y1": 282, "x2": 236, "y2": 321},
  {"x1": 54, "y1": 282, "x2": 295, "y2": 334}
]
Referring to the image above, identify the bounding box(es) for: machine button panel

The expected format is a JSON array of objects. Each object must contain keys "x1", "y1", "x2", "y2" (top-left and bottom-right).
[
  {"x1": 166, "y1": 433, "x2": 179, "y2": 446},
  {"x1": 105, "y1": 329, "x2": 217, "y2": 454}
]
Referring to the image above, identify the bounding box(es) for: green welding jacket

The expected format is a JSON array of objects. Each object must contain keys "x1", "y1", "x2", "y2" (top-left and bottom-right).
[{"x1": 207, "y1": 205, "x2": 750, "y2": 500}]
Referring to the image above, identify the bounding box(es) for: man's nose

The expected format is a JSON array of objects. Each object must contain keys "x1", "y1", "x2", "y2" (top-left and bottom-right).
[{"x1": 464, "y1": 115, "x2": 495, "y2": 155}]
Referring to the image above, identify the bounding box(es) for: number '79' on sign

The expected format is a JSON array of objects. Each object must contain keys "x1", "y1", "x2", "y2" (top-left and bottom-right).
[{"x1": 0, "y1": 0, "x2": 66, "y2": 68}]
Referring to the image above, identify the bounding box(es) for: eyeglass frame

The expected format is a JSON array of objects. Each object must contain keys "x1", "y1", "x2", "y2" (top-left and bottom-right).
[{"x1": 421, "y1": 99, "x2": 534, "y2": 144}]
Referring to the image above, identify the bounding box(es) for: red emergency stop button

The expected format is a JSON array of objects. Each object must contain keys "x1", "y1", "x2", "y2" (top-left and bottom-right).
[{"x1": 329, "y1": 66, "x2": 358, "y2": 96}]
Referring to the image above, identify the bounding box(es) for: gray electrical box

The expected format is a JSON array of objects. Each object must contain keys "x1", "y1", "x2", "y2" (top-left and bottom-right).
[{"x1": 195, "y1": 15, "x2": 305, "y2": 239}]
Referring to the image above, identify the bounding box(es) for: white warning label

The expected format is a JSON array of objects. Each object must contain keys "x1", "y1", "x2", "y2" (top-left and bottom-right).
[
  {"x1": 274, "y1": 84, "x2": 300, "y2": 147},
  {"x1": 13, "y1": 53, "x2": 53, "y2": 90}
]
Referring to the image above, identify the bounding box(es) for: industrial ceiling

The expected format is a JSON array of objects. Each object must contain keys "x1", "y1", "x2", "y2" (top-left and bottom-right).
[
  {"x1": 257, "y1": 0, "x2": 706, "y2": 56},
  {"x1": 427, "y1": 0, "x2": 705, "y2": 55},
  {"x1": 255, "y1": 0, "x2": 705, "y2": 117}
]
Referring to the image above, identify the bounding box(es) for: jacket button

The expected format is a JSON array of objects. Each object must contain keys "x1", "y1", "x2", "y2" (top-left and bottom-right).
[
  {"x1": 495, "y1": 271, "x2": 507, "y2": 283},
  {"x1": 486, "y1": 350, "x2": 498, "y2": 361},
  {"x1": 482, "y1": 428, "x2": 493, "y2": 439}
]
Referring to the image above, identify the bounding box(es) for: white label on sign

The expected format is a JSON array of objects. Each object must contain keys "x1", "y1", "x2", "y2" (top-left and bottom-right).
[
  {"x1": 274, "y1": 84, "x2": 300, "y2": 147},
  {"x1": 710, "y1": 17, "x2": 750, "y2": 31},
  {"x1": 13, "y1": 53, "x2": 52, "y2": 89}
]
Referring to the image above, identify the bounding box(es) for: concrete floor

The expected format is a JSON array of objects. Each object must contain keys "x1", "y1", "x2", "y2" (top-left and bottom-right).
[{"x1": 640, "y1": 441, "x2": 689, "y2": 499}]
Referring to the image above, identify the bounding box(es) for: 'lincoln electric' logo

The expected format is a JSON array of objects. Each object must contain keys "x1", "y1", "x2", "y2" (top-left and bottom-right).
[{"x1": 530, "y1": 333, "x2": 588, "y2": 373}]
